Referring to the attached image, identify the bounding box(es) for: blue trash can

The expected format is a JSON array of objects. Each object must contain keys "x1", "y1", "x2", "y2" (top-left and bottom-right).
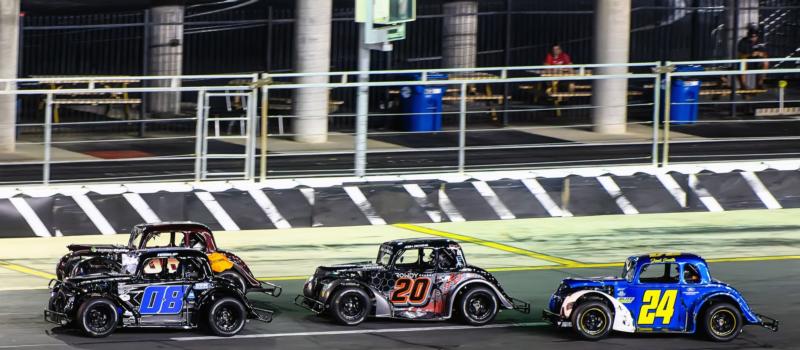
[
  {"x1": 400, "y1": 73, "x2": 448, "y2": 131},
  {"x1": 668, "y1": 65, "x2": 703, "y2": 125}
]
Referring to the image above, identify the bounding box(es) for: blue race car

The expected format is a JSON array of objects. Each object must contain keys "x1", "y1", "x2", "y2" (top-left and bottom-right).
[{"x1": 542, "y1": 253, "x2": 779, "y2": 341}]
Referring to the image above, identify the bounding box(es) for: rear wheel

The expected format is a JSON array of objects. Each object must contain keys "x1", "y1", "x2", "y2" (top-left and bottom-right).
[
  {"x1": 218, "y1": 271, "x2": 248, "y2": 293},
  {"x1": 571, "y1": 300, "x2": 612, "y2": 340},
  {"x1": 458, "y1": 286, "x2": 498, "y2": 326},
  {"x1": 77, "y1": 297, "x2": 118, "y2": 338},
  {"x1": 206, "y1": 297, "x2": 247, "y2": 337},
  {"x1": 329, "y1": 287, "x2": 370, "y2": 326},
  {"x1": 703, "y1": 303, "x2": 743, "y2": 342}
]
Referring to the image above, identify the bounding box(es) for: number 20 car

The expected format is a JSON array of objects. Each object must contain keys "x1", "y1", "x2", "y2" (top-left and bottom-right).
[
  {"x1": 543, "y1": 253, "x2": 779, "y2": 341},
  {"x1": 295, "y1": 238, "x2": 530, "y2": 326}
]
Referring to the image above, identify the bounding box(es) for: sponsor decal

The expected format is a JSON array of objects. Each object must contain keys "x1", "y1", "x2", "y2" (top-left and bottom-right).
[{"x1": 618, "y1": 297, "x2": 635, "y2": 304}]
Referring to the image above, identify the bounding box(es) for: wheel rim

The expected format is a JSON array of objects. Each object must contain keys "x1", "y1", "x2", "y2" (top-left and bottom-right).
[
  {"x1": 466, "y1": 292, "x2": 493, "y2": 321},
  {"x1": 214, "y1": 304, "x2": 241, "y2": 333},
  {"x1": 710, "y1": 309, "x2": 737, "y2": 337},
  {"x1": 85, "y1": 304, "x2": 114, "y2": 334},
  {"x1": 579, "y1": 308, "x2": 607, "y2": 336},
  {"x1": 339, "y1": 293, "x2": 365, "y2": 321}
]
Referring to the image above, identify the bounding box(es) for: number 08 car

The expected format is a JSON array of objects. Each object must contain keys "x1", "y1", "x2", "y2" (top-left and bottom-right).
[
  {"x1": 543, "y1": 253, "x2": 779, "y2": 341},
  {"x1": 295, "y1": 238, "x2": 530, "y2": 326}
]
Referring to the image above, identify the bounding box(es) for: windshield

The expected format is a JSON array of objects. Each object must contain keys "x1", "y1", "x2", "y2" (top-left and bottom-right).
[
  {"x1": 622, "y1": 257, "x2": 636, "y2": 282},
  {"x1": 376, "y1": 245, "x2": 393, "y2": 265}
]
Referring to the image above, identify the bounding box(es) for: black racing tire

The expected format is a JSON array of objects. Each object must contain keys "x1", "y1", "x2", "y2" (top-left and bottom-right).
[
  {"x1": 206, "y1": 297, "x2": 247, "y2": 337},
  {"x1": 76, "y1": 297, "x2": 118, "y2": 338},
  {"x1": 571, "y1": 300, "x2": 613, "y2": 340},
  {"x1": 329, "y1": 287, "x2": 370, "y2": 326},
  {"x1": 218, "y1": 271, "x2": 248, "y2": 293},
  {"x1": 703, "y1": 303, "x2": 743, "y2": 342},
  {"x1": 458, "y1": 286, "x2": 498, "y2": 326}
]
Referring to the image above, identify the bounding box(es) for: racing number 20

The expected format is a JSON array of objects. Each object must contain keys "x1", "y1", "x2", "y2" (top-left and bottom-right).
[
  {"x1": 637, "y1": 289, "x2": 677, "y2": 325},
  {"x1": 390, "y1": 277, "x2": 432, "y2": 305}
]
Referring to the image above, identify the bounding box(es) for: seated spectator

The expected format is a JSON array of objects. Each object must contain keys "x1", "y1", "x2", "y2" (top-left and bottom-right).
[
  {"x1": 737, "y1": 25, "x2": 769, "y2": 89},
  {"x1": 544, "y1": 43, "x2": 572, "y2": 67}
]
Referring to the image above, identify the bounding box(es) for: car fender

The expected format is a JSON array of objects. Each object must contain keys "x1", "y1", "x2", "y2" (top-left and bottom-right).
[
  {"x1": 689, "y1": 291, "x2": 760, "y2": 332},
  {"x1": 561, "y1": 290, "x2": 635, "y2": 333},
  {"x1": 446, "y1": 279, "x2": 514, "y2": 318}
]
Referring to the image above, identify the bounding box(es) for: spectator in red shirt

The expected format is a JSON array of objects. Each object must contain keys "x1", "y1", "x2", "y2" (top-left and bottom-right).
[{"x1": 544, "y1": 43, "x2": 572, "y2": 66}]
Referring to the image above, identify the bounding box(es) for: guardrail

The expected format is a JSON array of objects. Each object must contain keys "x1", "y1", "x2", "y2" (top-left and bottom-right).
[{"x1": 0, "y1": 59, "x2": 798, "y2": 185}]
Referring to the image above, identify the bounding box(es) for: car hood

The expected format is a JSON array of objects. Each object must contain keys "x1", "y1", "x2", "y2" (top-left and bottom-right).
[
  {"x1": 313, "y1": 261, "x2": 385, "y2": 278},
  {"x1": 562, "y1": 276, "x2": 627, "y2": 289}
]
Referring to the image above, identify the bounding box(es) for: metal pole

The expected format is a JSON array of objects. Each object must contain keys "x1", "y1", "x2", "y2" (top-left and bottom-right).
[
  {"x1": 501, "y1": 0, "x2": 512, "y2": 126},
  {"x1": 266, "y1": 6, "x2": 273, "y2": 73},
  {"x1": 651, "y1": 73, "x2": 661, "y2": 167},
  {"x1": 458, "y1": 82, "x2": 467, "y2": 174},
  {"x1": 140, "y1": 9, "x2": 150, "y2": 138},
  {"x1": 245, "y1": 87, "x2": 258, "y2": 180},
  {"x1": 354, "y1": 24, "x2": 370, "y2": 177},
  {"x1": 260, "y1": 83, "x2": 269, "y2": 182},
  {"x1": 43, "y1": 93, "x2": 53, "y2": 185},
  {"x1": 729, "y1": 0, "x2": 739, "y2": 119},
  {"x1": 661, "y1": 71, "x2": 672, "y2": 167},
  {"x1": 194, "y1": 90, "x2": 204, "y2": 182}
]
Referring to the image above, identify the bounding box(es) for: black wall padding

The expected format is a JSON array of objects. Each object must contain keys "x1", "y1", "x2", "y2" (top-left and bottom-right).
[
  {"x1": 0, "y1": 199, "x2": 37, "y2": 238},
  {"x1": 756, "y1": 170, "x2": 800, "y2": 208},
  {"x1": 558, "y1": 176, "x2": 622, "y2": 216},
  {"x1": 697, "y1": 172, "x2": 766, "y2": 210},
  {"x1": 88, "y1": 193, "x2": 143, "y2": 233},
  {"x1": 613, "y1": 174, "x2": 689, "y2": 213},
  {"x1": 487, "y1": 180, "x2": 550, "y2": 218},
  {"x1": 361, "y1": 185, "x2": 431, "y2": 224},
  {"x1": 265, "y1": 189, "x2": 313, "y2": 228},
  {"x1": 444, "y1": 182, "x2": 500, "y2": 221},
  {"x1": 141, "y1": 192, "x2": 223, "y2": 231},
  {"x1": 666, "y1": 173, "x2": 714, "y2": 211},
  {"x1": 213, "y1": 190, "x2": 276, "y2": 230},
  {"x1": 312, "y1": 187, "x2": 371, "y2": 227},
  {"x1": 51, "y1": 195, "x2": 101, "y2": 236}
]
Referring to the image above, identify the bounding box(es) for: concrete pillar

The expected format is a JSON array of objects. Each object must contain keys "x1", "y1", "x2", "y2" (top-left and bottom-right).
[
  {"x1": 591, "y1": 0, "x2": 631, "y2": 134},
  {"x1": 292, "y1": 0, "x2": 332, "y2": 143},
  {"x1": 442, "y1": 1, "x2": 478, "y2": 68},
  {"x1": 0, "y1": 0, "x2": 20, "y2": 153},
  {"x1": 148, "y1": 1, "x2": 184, "y2": 116}
]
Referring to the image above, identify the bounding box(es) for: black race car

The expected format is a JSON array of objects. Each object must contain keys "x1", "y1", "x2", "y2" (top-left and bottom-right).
[
  {"x1": 45, "y1": 248, "x2": 272, "y2": 337},
  {"x1": 55, "y1": 222, "x2": 280, "y2": 296},
  {"x1": 295, "y1": 238, "x2": 530, "y2": 325}
]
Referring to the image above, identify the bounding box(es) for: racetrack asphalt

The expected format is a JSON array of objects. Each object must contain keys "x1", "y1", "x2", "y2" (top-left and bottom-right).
[{"x1": 0, "y1": 260, "x2": 797, "y2": 350}]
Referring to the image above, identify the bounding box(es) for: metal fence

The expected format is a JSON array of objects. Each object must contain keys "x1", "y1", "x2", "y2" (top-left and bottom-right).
[{"x1": 1, "y1": 58, "x2": 799, "y2": 185}]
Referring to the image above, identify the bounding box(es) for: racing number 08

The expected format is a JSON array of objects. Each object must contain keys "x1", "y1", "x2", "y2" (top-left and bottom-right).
[
  {"x1": 637, "y1": 289, "x2": 677, "y2": 325},
  {"x1": 390, "y1": 277, "x2": 432, "y2": 305}
]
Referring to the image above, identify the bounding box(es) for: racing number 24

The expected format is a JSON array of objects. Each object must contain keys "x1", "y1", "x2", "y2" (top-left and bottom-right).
[
  {"x1": 390, "y1": 277, "x2": 432, "y2": 305},
  {"x1": 637, "y1": 289, "x2": 677, "y2": 325}
]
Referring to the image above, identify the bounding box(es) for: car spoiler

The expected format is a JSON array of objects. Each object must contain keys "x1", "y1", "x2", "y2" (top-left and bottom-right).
[{"x1": 757, "y1": 314, "x2": 779, "y2": 332}]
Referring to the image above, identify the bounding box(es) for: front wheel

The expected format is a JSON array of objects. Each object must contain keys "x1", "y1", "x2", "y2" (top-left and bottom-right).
[
  {"x1": 329, "y1": 287, "x2": 370, "y2": 326},
  {"x1": 76, "y1": 297, "x2": 118, "y2": 338},
  {"x1": 703, "y1": 303, "x2": 743, "y2": 342},
  {"x1": 206, "y1": 297, "x2": 247, "y2": 337},
  {"x1": 571, "y1": 300, "x2": 612, "y2": 340},
  {"x1": 458, "y1": 286, "x2": 498, "y2": 326}
]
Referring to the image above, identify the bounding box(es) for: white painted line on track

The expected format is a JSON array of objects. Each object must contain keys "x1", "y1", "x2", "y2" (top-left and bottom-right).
[
  {"x1": 520, "y1": 178, "x2": 572, "y2": 217},
  {"x1": 740, "y1": 171, "x2": 782, "y2": 210},
  {"x1": 0, "y1": 344, "x2": 69, "y2": 349},
  {"x1": 596, "y1": 176, "x2": 639, "y2": 215},
  {"x1": 122, "y1": 192, "x2": 160, "y2": 223},
  {"x1": 402, "y1": 183, "x2": 443, "y2": 223},
  {"x1": 8, "y1": 198, "x2": 50, "y2": 238},
  {"x1": 437, "y1": 187, "x2": 466, "y2": 222},
  {"x1": 72, "y1": 194, "x2": 116, "y2": 235},
  {"x1": 171, "y1": 322, "x2": 548, "y2": 341},
  {"x1": 688, "y1": 174, "x2": 724, "y2": 212},
  {"x1": 195, "y1": 192, "x2": 240, "y2": 231},
  {"x1": 472, "y1": 181, "x2": 516, "y2": 220},
  {"x1": 655, "y1": 173, "x2": 687, "y2": 207},
  {"x1": 248, "y1": 189, "x2": 292, "y2": 229},
  {"x1": 344, "y1": 186, "x2": 387, "y2": 226}
]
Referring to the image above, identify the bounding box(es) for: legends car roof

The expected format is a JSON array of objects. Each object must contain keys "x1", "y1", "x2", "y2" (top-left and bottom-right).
[
  {"x1": 133, "y1": 222, "x2": 211, "y2": 234},
  {"x1": 630, "y1": 252, "x2": 707, "y2": 267},
  {"x1": 381, "y1": 238, "x2": 459, "y2": 249}
]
